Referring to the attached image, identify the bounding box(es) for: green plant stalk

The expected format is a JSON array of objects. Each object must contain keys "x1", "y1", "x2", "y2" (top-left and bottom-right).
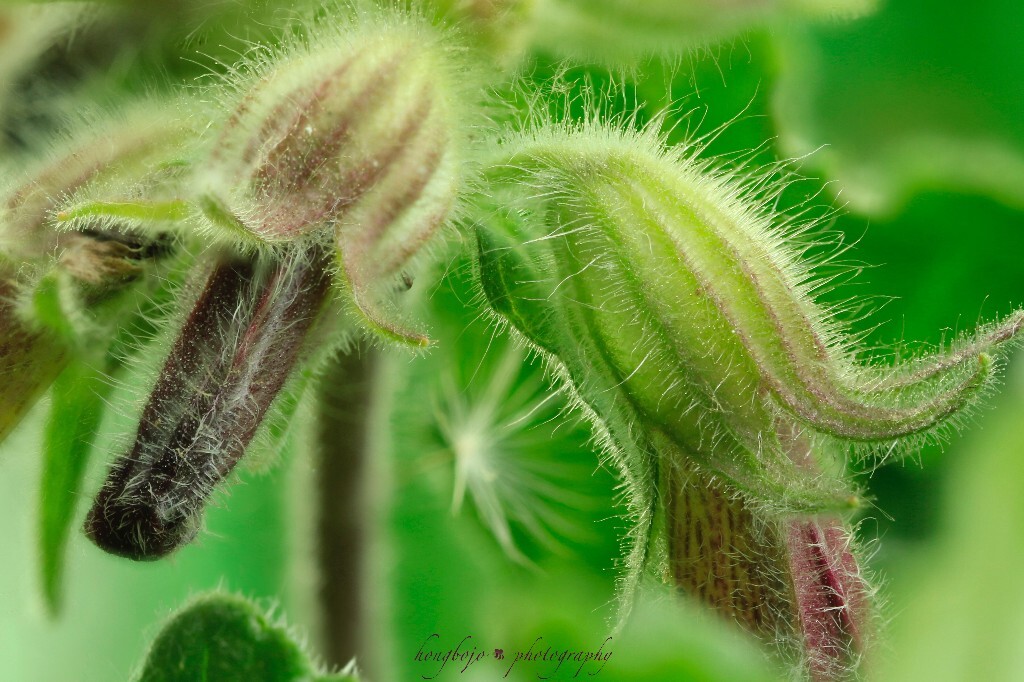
[{"x1": 316, "y1": 348, "x2": 377, "y2": 667}]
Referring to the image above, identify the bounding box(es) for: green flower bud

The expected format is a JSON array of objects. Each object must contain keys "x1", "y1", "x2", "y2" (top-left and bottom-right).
[
  {"x1": 475, "y1": 124, "x2": 1021, "y2": 665},
  {"x1": 198, "y1": 12, "x2": 465, "y2": 345},
  {"x1": 478, "y1": 124, "x2": 1022, "y2": 513}
]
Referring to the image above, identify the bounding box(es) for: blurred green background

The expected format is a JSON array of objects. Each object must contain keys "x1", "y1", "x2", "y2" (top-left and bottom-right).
[{"x1": 1, "y1": 0, "x2": 1022, "y2": 680}]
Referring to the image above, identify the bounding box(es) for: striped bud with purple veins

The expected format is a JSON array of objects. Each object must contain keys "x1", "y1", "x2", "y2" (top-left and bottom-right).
[
  {"x1": 200, "y1": 17, "x2": 463, "y2": 345},
  {"x1": 479, "y1": 124, "x2": 1023, "y2": 512}
]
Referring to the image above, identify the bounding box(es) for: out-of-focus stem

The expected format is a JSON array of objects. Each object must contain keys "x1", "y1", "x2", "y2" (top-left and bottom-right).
[{"x1": 316, "y1": 347, "x2": 377, "y2": 667}]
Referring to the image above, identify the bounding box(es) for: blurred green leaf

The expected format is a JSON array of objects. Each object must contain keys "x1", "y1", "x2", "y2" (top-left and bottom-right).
[
  {"x1": 880, "y1": 354, "x2": 1024, "y2": 681},
  {"x1": 134, "y1": 593, "x2": 351, "y2": 682},
  {"x1": 608, "y1": 595, "x2": 783, "y2": 682},
  {"x1": 772, "y1": 0, "x2": 1024, "y2": 216},
  {"x1": 38, "y1": 360, "x2": 109, "y2": 614}
]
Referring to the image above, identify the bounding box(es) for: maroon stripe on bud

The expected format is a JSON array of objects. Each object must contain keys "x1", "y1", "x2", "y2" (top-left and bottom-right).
[
  {"x1": 353, "y1": 92, "x2": 439, "y2": 236},
  {"x1": 84, "y1": 243, "x2": 332, "y2": 560},
  {"x1": 259, "y1": 53, "x2": 388, "y2": 191},
  {"x1": 234, "y1": 52, "x2": 369, "y2": 175},
  {"x1": 342, "y1": 94, "x2": 445, "y2": 271},
  {"x1": 785, "y1": 518, "x2": 869, "y2": 681},
  {"x1": 249, "y1": 51, "x2": 409, "y2": 238},
  {"x1": 250, "y1": 60, "x2": 361, "y2": 189}
]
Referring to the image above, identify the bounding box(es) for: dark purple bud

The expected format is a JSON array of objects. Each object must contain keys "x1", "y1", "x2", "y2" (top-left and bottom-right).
[{"x1": 84, "y1": 243, "x2": 332, "y2": 560}]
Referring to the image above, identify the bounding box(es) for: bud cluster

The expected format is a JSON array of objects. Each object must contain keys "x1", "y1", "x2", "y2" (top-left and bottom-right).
[
  {"x1": 0, "y1": 7, "x2": 470, "y2": 585},
  {"x1": 76, "y1": 9, "x2": 471, "y2": 564},
  {"x1": 0, "y1": 3, "x2": 1017, "y2": 680}
]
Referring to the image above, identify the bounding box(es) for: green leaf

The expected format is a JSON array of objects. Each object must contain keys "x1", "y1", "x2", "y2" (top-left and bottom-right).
[
  {"x1": 134, "y1": 593, "x2": 354, "y2": 682},
  {"x1": 881, "y1": 355, "x2": 1024, "y2": 682},
  {"x1": 38, "y1": 360, "x2": 110, "y2": 614},
  {"x1": 36, "y1": 245, "x2": 189, "y2": 611},
  {"x1": 772, "y1": 0, "x2": 1024, "y2": 216}
]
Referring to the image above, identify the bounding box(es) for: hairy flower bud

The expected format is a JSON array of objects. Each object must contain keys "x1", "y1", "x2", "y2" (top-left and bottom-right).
[
  {"x1": 2, "y1": 105, "x2": 189, "y2": 264},
  {"x1": 476, "y1": 123, "x2": 1021, "y2": 674},
  {"x1": 199, "y1": 14, "x2": 464, "y2": 345},
  {"x1": 3, "y1": 105, "x2": 189, "y2": 337},
  {"x1": 84, "y1": 242, "x2": 334, "y2": 560},
  {"x1": 479, "y1": 125, "x2": 1023, "y2": 511}
]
